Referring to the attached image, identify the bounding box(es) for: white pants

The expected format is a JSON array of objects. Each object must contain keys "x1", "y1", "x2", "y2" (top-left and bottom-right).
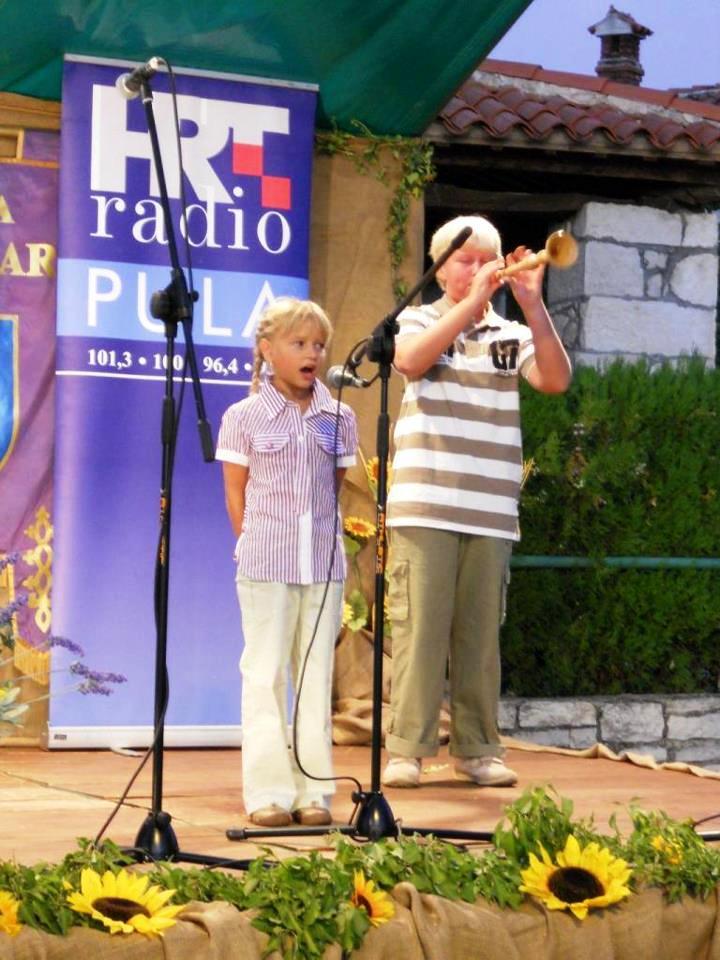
[{"x1": 236, "y1": 578, "x2": 343, "y2": 815}]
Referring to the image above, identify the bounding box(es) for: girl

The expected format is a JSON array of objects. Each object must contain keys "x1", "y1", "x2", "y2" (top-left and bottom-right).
[{"x1": 216, "y1": 298, "x2": 358, "y2": 827}]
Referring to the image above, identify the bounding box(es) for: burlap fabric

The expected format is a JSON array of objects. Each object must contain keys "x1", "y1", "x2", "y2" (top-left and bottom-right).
[
  {"x1": 3, "y1": 886, "x2": 720, "y2": 959},
  {"x1": 332, "y1": 626, "x2": 450, "y2": 746}
]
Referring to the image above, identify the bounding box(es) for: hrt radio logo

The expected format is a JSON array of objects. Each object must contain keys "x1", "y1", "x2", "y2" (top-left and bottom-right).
[{"x1": 87, "y1": 82, "x2": 301, "y2": 264}]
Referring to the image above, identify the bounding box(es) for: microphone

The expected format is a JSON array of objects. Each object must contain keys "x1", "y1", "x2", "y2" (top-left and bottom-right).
[
  {"x1": 326, "y1": 365, "x2": 368, "y2": 390},
  {"x1": 115, "y1": 57, "x2": 165, "y2": 99},
  {"x1": 447, "y1": 225, "x2": 472, "y2": 253}
]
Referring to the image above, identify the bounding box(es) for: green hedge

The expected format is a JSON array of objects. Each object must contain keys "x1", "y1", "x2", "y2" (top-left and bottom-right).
[{"x1": 501, "y1": 357, "x2": 720, "y2": 696}]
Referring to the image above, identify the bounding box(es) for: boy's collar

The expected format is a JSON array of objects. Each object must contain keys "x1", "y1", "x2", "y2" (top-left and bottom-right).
[{"x1": 436, "y1": 295, "x2": 503, "y2": 330}]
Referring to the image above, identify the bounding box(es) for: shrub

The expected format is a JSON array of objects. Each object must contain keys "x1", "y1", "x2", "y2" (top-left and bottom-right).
[{"x1": 501, "y1": 357, "x2": 720, "y2": 695}]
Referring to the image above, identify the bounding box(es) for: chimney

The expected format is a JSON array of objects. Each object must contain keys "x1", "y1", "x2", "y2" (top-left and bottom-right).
[{"x1": 588, "y1": 6, "x2": 652, "y2": 86}]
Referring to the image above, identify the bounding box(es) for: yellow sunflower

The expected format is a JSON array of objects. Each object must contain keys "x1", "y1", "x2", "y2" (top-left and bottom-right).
[
  {"x1": 67, "y1": 867, "x2": 184, "y2": 936},
  {"x1": 350, "y1": 871, "x2": 394, "y2": 927},
  {"x1": 344, "y1": 516, "x2": 376, "y2": 544},
  {"x1": 363, "y1": 456, "x2": 392, "y2": 498},
  {"x1": 520, "y1": 834, "x2": 632, "y2": 920},
  {"x1": 0, "y1": 891, "x2": 22, "y2": 936},
  {"x1": 651, "y1": 834, "x2": 683, "y2": 865}
]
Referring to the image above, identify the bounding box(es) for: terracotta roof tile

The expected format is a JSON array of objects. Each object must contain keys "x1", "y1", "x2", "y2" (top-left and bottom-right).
[
  {"x1": 437, "y1": 69, "x2": 720, "y2": 155},
  {"x1": 477, "y1": 59, "x2": 720, "y2": 121}
]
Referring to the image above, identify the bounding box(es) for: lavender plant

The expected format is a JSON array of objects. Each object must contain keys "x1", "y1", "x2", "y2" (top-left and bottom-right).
[{"x1": 0, "y1": 554, "x2": 126, "y2": 730}]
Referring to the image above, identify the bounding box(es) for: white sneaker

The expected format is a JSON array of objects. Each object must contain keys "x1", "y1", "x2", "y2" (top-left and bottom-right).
[
  {"x1": 382, "y1": 756, "x2": 421, "y2": 788},
  {"x1": 454, "y1": 756, "x2": 518, "y2": 787}
]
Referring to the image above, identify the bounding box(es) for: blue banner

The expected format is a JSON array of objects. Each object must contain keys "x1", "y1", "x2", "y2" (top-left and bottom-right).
[{"x1": 51, "y1": 56, "x2": 317, "y2": 745}]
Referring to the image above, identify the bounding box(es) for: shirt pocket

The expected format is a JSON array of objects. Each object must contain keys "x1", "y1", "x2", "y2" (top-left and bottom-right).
[
  {"x1": 251, "y1": 432, "x2": 291, "y2": 455},
  {"x1": 306, "y1": 415, "x2": 345, "y2": 456}
]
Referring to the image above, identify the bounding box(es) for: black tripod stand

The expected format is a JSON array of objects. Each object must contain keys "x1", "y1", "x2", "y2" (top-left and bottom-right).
[
  {"x1": 226, "y1": 225, "x2": 495, "y2": 845},
  {"x1": 119, "y1": 65, "x2": 253, "y2": 869}
]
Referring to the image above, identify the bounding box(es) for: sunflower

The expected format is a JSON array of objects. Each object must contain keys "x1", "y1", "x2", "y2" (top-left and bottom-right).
[
  {"x1": 67, "y1": 867, "x2": 184, "y2": 936},
  {"x1": 651, "y1": 834, "x2": 683, "y2": 865},
  {"x1": 0, "y1": 891, "x2": 22, "y2": 936},
  {"x1": 520, "y1": 834, "x2": 632, "y2": 920},
  {"x1": 350, "y1": 871, "x2": 394, "y2": 927},
  {"x1": 344, "y1": 517, "x2": 376, "y2": 544}
]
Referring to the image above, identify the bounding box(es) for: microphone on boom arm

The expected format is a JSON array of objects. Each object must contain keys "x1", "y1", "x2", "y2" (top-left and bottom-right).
[
  {"x1": 326, "y1": 365, "x2": 369, "y2": 390},
  {"x1": 115, "y1": 57, "x2": 165, "y2": 99}
]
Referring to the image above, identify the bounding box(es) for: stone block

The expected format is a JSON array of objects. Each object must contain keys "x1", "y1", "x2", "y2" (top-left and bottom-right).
[
  {"x1": 681, "y1": 212, "x2": 718, "y2": 248},
  {"x1": 583, "y1": 297, "x2": 715, "y2": 359},
  {"x1": 498, "y1": 699, "x2": 518, "y2": 731},
  {"x1": 569, "y1": 727, "x2": 598, "y2": 749},
  {"x1": 670, "y1": 254, "x2": 719, "y2": 307},
  {"x1": 667, "y1": 712, "x2": 720, "y2": 740},
  {"x1": 600, "y1": 701, "x2": 663, "y2": 741},
  {"x1": 585, "y1": 241, "x2": 644, "y2": 296},
  {"x1": 672, "y1": 741, "x2": 720, "y2": 764},
  {"x1": 519, "y1": 699, "x2": 597, "y2": 728},
  {"x1": 665, "y1": 696, "x2": 720, "y2": 716},
  {"x1": 574, "y1": 202, "x2": 683, "y2": 246},
  {"x1": 512, "y1": 728, "x2": 572, "y2": 748}
]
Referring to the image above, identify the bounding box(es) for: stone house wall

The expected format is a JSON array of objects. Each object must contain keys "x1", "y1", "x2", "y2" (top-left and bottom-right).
[
  {"x1": 547, "y1": 201, "x2": 718, "y2": 368},
  {"x1": 499, "y1": 694, "x2": 720, "y2": 771}
]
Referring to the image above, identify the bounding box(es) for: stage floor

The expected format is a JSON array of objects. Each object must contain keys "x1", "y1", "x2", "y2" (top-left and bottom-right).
[{"x1": 2, "y1": 742, "x2": 719, "y2": 866}]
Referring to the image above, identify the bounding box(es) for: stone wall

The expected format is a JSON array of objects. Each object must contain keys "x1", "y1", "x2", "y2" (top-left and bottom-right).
[
  {"x1": 547, "y1": 201, "x2": 718, "y2": 368},
  {"x1": 499, "y1": 694, "x2": 720, "y2": 770}
]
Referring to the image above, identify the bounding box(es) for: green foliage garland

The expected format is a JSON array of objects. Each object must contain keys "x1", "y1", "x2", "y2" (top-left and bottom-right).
[
  {"x1": 315, "y1": 121, "x2": 435, "y2": 298},
  {"x1": 2, "y1": 789, "x2": 720, "y2": 959}
]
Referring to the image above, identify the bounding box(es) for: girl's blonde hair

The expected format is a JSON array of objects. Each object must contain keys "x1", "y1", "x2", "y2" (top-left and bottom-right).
[
  {"x1": 429, "y1": 215, "x2": 502, "y2": 263},
  {"x1": 250, "y1": 297, "x2": 332, "y2": 393}
]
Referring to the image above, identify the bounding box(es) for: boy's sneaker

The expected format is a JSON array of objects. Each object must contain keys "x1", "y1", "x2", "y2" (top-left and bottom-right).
[
  {"x1": 454, "y1": 756, "x2": 518, "y2": 787},
  {"x1": 382, "y1": 756, "x2": 421, "y2": 788}
]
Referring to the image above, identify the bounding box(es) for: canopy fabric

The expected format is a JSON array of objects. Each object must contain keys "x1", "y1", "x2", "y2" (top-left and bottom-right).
[{"x1": 0, "y1": 0, "x2": 532, "y2": 135}]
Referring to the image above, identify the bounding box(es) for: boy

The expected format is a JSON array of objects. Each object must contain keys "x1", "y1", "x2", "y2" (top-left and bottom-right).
[{"x1": 383, "y1": 215, "x2": 572, "y2": 789}]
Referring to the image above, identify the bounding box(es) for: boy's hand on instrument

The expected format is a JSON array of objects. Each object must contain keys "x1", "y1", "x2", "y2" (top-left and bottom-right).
[
  {"x1": 504, "y1": 245, "x2": 545, "y2": 306},
  {"x1": 464, "y1": 257, "x2": 505, "y2": 311}
]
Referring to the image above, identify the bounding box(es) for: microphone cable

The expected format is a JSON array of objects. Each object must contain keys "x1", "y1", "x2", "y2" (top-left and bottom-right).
[{"x1": 288, "y1": 337, "x2": 377, "y2": 821}]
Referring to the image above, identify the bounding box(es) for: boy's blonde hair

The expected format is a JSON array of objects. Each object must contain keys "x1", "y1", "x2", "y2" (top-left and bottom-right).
[
  {"x1": 250, "y1": 297, "x2": 332, "y2": 393},
  {"x1": 429, "y1": 215, "x2": 502, "y2": 263}
]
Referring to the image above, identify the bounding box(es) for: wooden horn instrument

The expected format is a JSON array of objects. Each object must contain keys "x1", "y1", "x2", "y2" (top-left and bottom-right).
[{"x1": 496, "y1": 229, "x2": 578, "y2": 279}]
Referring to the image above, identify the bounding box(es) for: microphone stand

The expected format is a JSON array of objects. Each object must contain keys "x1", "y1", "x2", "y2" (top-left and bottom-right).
[
  {"x1": 126, "y1": 74, "x2": 252, "y2": 869},
  {"x1": 227, "y1": 226, "x2": 495, "y2": 844}
]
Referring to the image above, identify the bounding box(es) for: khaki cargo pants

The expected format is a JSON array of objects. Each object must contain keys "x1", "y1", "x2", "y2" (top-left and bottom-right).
[{"x1": 385, "y1": 526, "x2": 512, "y2": 759}]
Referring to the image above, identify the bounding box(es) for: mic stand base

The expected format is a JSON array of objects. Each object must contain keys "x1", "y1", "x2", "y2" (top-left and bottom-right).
[
  {"x1": 225, "y1": 787, "x2": 495, "y2": 844},
  {"x1": 125, "y1": 811, "x2": 255, "y2": 870}
]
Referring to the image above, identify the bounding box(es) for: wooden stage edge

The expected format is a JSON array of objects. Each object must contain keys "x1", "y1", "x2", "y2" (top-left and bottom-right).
[{"x1": 1, "y1": 740, "x2": 719, "y2": 867}]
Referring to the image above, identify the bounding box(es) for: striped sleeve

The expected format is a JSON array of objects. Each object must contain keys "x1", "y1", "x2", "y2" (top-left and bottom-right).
[
  {"x1": 215, "y1": 400, "x2": 251, "y2": 465},
  {"x1": 338, "y1": 403, "x2": 359, "y2": 468},
  {"x1": 396, "y1": 303, "x2": 437, "y2": 339}
]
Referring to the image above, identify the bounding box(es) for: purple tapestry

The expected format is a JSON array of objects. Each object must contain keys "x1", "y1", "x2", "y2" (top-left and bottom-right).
[{"x1": 0, "y1": 130, "x2": 59, "y2": 647}]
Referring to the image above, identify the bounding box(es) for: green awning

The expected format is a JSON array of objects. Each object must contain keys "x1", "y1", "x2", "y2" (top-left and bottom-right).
[{"x1": 1, "y1": 0, "x2": 532, "y2": 134}]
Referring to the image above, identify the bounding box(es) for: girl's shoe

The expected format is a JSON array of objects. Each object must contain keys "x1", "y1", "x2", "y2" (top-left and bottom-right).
[
  {"x1": 249, "y1": 804, "x2": 292, "y2": 827},
  {"x1": 292, "y1": 803, "x2": 332, "y2": 826}
]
